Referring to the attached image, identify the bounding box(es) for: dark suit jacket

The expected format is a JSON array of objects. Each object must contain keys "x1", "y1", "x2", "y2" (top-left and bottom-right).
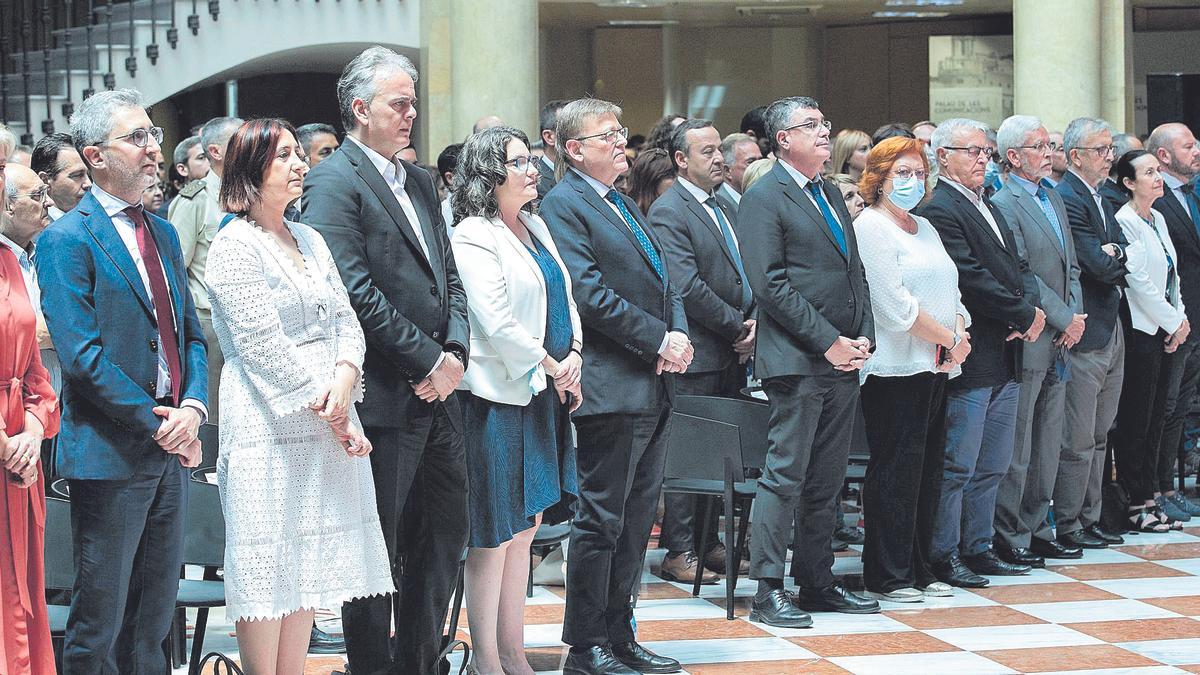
[
  {"x1": 715, "y1": 184, "x2": 739, "y2": 221},
  {"x1": 37, "y1": 191, "x2": 209, "y2": 480},
  {"x1": 648, "y1": 179, "x2": 751, "y2": 373},
  {"x1": 536, "y1": 157, "x2": 557, "y2": 199},
  {"x1": 301, "y1": 139, "x2": 470, "y2": 429},
  {"x1": 1156, "y1": 188, "x2": 1200, "y2": 321},
  {"x1": 1100, "y1": 177, "x2": 1130, "y2": 215},
  {"x1": 917, "y1": 179, "x2": 1038, "y2": 389},
  {"x1": 1055, "y1": 170, "x2": 1129, "y2": 351},
  {"x1": 540, "y1": 168, "x2": 688, "y2": 416},
  {"x1": 738, "y1": 160, "x2": 873, "y2": 379}
]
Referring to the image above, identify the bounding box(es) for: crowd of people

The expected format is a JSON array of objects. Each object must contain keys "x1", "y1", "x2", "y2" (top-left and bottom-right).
[{"x1": 1, "y1": 42, "x2": 1200, "y2": 675}]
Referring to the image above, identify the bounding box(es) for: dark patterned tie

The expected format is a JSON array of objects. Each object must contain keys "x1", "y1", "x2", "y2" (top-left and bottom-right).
[
  {"x1": 125, "y1": 206, "x2": 182, "y2": 404},
  {"x1": 606, "y1": 189, "x2": 664, "y2": 280}
]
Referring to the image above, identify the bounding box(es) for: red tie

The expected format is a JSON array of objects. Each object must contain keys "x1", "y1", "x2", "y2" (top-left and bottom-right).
[{"x1": 125, "y1": 206, "x2": 182, "y2": 405}]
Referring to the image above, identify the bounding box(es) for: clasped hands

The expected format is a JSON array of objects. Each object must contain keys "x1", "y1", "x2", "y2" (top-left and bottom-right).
[
  {"x1": 1165, "y1": 319, "x2": 1191, "y2": 354},
  {"x1": 152, "y1": 404, "x2": 203, "y2": 468},
  {"x1": 548, "y1": 350, "x2": 584, "y2": 413},
  {"x1": 656, "y1": 331, "x2": 694, "y2": 374},
  {"x1": 1006, "y1": 307, "x2": 1047, "y2": 343},
  {"x1": 310, "y1": 362, "x2": 372, "y2": 457},
  {"x1": 824, "y1": 336, "x2": 873, "y2": 372},
  {"x1": 733, "y1": 319, "x2": 757, "y2": 364},
  {"x1": 2, "y1": 416, "x2": 44, "y2": 488},
  {"x1": 412, "y1": 352, "x2": 465, "y2": 403}
]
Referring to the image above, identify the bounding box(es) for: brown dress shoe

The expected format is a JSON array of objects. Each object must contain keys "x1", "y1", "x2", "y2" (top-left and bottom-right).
[
  {"x1": 658, "y1": 551, "x2": 718, "y2": 584},
  {"x1": 703, "y1": 543, "x2": 750, "y2": 575}
]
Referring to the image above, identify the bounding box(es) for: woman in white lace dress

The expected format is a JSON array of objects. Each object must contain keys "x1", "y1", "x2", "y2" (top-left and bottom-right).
[{"x1": 204, "y1": 119, "x2": 393, "y2": 674}]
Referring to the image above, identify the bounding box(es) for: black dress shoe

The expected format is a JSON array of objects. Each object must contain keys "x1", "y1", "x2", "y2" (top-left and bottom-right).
[
  {"x1": 749, "y1": 588, "x2": 814, "y2": 628},
  {"x1": 307, "y1": 624, "x2": 346, "y2": 654},
  {"x1": 834, "y1": 525, "x2": 865, "y2": 545},
  {"x1": 963, "y1": 549, "x2": 1032, "y2": 576},
  {"x1": 796, "y1": 584, "x2": 881, "y2": 614},
  {"x1": 1086, "y1": 524, "x2": 1125, "y2": 545},
  {"x1": 611, "y1": 641, "x2": 682, "y2": 674},
  {"x1": 1058, "y1": 528, "x2": 1107, "y2": 550},
  {"x1": 932, "y1": 554, "x2": 989, "y2": 588},
  {"x1": 994, "y1": 542, "x2": 1045, "y2": 568},
  {"x1": 1034, "y1": 535, "x2": 1086, "y2": 557},
  {"x1": 564, "y1": 645, "x2": 640, "y2": 675}
]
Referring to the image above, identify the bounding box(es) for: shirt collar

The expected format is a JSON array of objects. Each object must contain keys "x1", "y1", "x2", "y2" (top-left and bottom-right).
[
  {"x1": 676, "y1": 175, "x2": 715, "y2": 204},
  {"x1": 1163, "y1": 172, "x2": 1187, "y2": 192},
  {"x1": 1008, "y1": 172, "x2": 1041, "y2": 196},
  {"x1": 47, "y1": 205, "x2": 65, "y2": 221},
  {"x1": 778, "y1": 158, "x2": 817, "y2": 191},
  {"x1": 347, "y1": 134, "x2": 406, "y2": 187},
  {"x1": 0, "y1": 232, "x2": 31, "y2": 262},
  {"x1": 1068, "y1": 168, "x2": 1101, "y2": 197},
  {"x1": 719, "y1": 182, "x2": 741, "y2": 199},
  {"x1": 202, "y1": 169, "x2": 222, "y2": 193},
  {"x1": 940, "y1": 176, "x2": 982, "y2": 203},
  {"x1": 571, "y1": 166, "x2": 614, "y2": 198},
  {"x1": 540, "y1": 155, "x2": 555, "y2": 171},
  {"x1": 89, "y1": 182, "x2": 138, "y2": 219}
]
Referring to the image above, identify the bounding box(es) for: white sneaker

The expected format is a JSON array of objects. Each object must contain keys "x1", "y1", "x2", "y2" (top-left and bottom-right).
[
  {"x1": 919, "y1": 581, "x2": 954, "y2": 597},
  {"x1": 867, "y1": 587, "x2": 925, "y2": 603}
]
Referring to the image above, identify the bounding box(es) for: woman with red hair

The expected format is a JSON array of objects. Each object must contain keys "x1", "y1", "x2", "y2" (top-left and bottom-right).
[{"x1": 853, "y1": 136, "x2": 971, "y2": 603}]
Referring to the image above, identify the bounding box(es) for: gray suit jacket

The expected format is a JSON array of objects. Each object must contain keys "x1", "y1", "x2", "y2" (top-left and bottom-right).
[{"x1": 992, "y1": 178, "x2": 1081, "y2": 373}]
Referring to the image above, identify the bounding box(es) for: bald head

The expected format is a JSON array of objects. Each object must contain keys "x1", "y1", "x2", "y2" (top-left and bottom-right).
[
  {"x1": 3, "y1": 163, "x2": 53, "y2": 247},
  {"x1": 472, "y1": 115, "x2": 503, "y2": 134},
  {"x1": 1146, "y1": 123, "x2": 1200, "y2": 181}
]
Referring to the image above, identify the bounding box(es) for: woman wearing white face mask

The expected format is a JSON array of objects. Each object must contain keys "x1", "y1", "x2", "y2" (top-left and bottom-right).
[{"x1": 853, "y1": 136, "x2": 972, "y2": 603}]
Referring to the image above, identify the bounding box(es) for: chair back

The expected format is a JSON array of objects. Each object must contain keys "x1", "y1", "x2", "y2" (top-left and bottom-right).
[
  {"x1": 183, "y1": 469, "x2": 226, "y2": 568},
  {"x1": 664, "y1": 412, "x2": 741, "y2": 482},
  {"x1": 44, "y1": 495, "x2": 76, "y2": 591},
  {"x1": 674, "y1": 395, "x2": 771, "y2": 471},
  {"x1": 198, "y1": 423, "x2": 219, "y2": 470}
]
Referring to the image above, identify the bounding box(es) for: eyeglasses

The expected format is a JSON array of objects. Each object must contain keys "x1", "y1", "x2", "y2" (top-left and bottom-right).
[
  {"x1": 573, "y1": 127, "x2": 629, "y2": 145},
  {"x1": 504, "y1": 155, "x2": 536, "y2": 173},
  {"x1": 783, "y1": 119, "x2": 833, "y2": 135},
  {"x1": 891, "y1": 167, "x2": 928, "y2": 181},
  {"x1": 14, "y1": 186, "x2": 49, "y2": 201},
  {"x1": 943, "y1": 145, "x2": 995, "y2": 160},
  {"x1": 1080, "y1": 145, "x2": 1115, "y2": 157},
  {"x1": 103, "y1": 126, "x2": 164, "y2": 148},
  {"x1": 1048, "y1": 142, "x2": 1062, "y2": 152},
  {"x1": 1018, "y1": 142, "x2": 1053, "y2": 154}
]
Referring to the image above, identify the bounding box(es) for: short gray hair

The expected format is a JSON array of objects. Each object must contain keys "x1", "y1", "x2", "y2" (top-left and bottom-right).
[
  {"x1": 1112, "y1": 132, "x2": 1141, "y2": 158},
  {"x1": 721, "y1": 132, "x2": 755, "y2": 166},
  {"x1": 764, "y1": 96, "x2": 820, "y2": 153},
  {"x1": 1063, "y1": 117, "x2": 1112, "y2": 154},
  {"x1": 450, "y1": 125, "x2": 532, "y2": 224},
  {"x1": 173, "y1": 135, "x2": 202, "y2": 167},
  {"x1": 336, "y1": 46, "x2": 419, "y2": 131},
  {"x1": 3, "y1": 176, "x2": 16, "y2": 202},
  {"x1": 0, "y1": 123, "x2": 14, "y2": 157},
  {"x1": 70, "y1": 88, "x2": 145, "y2": 154},
  {"x1": 997, "y1": 115, "x2": 1045, "y2": 158},
  {"x1": 200, "y1": 116, "x2": 243, "y2": 158},
  {"x1": 930, "y1": 118, "x2": 989, "y2": 150},
  {"x1": 554, "y1": 98, "x2": 623, "y2": 181}
]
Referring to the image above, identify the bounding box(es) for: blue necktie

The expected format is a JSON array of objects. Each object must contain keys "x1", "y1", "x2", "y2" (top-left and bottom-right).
[
  {"x1": 1035, "y1": 187, "x2": 1066, "y2": 251},
  {"x1": 807, "y1": 180, "x2": 847, "y2": 255},
  {"x1": 606, "y1": 190, "x2": 664, "y2": 281},
  {"x1": 705, "y1": 196, "x2": 752, "y2": 309}
]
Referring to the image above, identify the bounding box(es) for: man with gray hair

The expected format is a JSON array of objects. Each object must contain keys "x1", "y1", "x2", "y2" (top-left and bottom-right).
[
  {"x1": 302, "y1": 45, "x2": 471, "y2": 675},
  {"x1": 168, "y1": 115, "x2": 241, "y2": 424},
  {"x1": 541, "y1": 97, "x2": 690, "y2": 674},
  {"x1": 296, "y1": 122, "x2": 341, "y2": 168},
  {"x1": 37, "y1": 87, "x2": 208, "y2": 673},
  {"x1": 991, "y1": 115, "x2": 1086, "y2": 568},
  {"x1": 1053, "y1": 116, "x2": 1130, "y2": 549},
  {"x1": 717, "y1": 132, "x2": 762, "y2": 211},
  {"x1": 1101, "y1": 132, "x2": 1143, "y2": 212},
  {"x1": 740, "y1": 96, "x2": 877, "y2": 624}
]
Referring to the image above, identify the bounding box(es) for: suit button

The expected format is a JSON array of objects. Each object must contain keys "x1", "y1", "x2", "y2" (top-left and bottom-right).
[
  {"x1": 1015, "y1": 289, "x2": 1023, "y2": 296},
  {"x1": 430, "y1": 285, "x2": 439, "y2": 297},
  {"x1": 433, "y1": 331, "x2": 441, "y2": 339},
  {"x1": 736, "y1": 279, "x2": 743, "y2": 285},
  {"x1": 149, "y1": 339, "x2": 158, "y2": 352}
]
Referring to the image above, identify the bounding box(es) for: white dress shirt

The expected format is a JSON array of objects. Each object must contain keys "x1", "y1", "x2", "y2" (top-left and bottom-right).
[
  {"x1": 677, "y1": 176, "x2": 740, "y2": 252},
  {"x1": 941, "y1": 176, "x2": 1006, "y2": 247},
  {"x1": 346, "y1": 135, "x2": 431, "y2": 259},
  {"x1": 777, "y1": 159, "x2": 846, "y2": 229},
  {"x1": 440, "y1": 196, "x2": 455, "y2": 238},
  {"x1": 47, "y1": 205, "x2": 66, "y2": 221},
  {"x1": 717, "y1": 181, "x2": 741, "y2": 205},
  {"x1": 1164, "y1": 172, "x2": 1194, "y2": 223},
  {"x1": 91, "y1": 184, "x2": 207, "y2": 418},
  {"x1": 0, "y1": 233, "x2": 39, "y2": 313}
]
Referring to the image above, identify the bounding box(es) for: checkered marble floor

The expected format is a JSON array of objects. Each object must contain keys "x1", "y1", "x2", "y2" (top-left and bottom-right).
[{"x1": 182, "y1": 523, "x2": 1200, "y2": 674}]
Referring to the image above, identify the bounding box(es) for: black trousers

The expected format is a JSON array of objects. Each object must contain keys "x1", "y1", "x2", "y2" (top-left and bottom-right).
[
  {"x1": 659, "y1": 364, "x2": 743, "y2": 554},
  {"x1": 1112, "y1": 327, "x2": 1178, "y2": 504},
  {"x1": 63, "y1": 458, "x2": 185, "y2": 675},
  {"x1": 1159, "y1": 335, "x2": 1200, "y2": 492},
  {"x1": 562, "y1": 404, "x2": 672, "y2": 648},
  {"x1": 860, "y1": 372, "x2": 948, "y2": 593},
  {"x1": 749, "y1": 373, "x2": 859, "y2": 588},
  {"x1": 343, "y1": 402, "x2": 469, "y2": 675}
]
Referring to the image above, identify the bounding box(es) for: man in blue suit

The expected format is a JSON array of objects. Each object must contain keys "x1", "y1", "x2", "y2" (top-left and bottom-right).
[{"x1": 36, "y1": 88, "x2": 208, "y2": 674}]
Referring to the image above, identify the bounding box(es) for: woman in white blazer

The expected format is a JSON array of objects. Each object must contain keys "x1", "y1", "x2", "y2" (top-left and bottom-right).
[
  {"x1": 1111, "y1": 149, "x2": 1190, "y2": 533},
  {"x1": 450, "y1": 126, "x2": 583, "y2": 675}
]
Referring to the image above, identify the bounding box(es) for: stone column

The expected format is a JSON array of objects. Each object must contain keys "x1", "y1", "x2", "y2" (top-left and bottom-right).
[
  {"x1": 419, "y1": 0, "x2": 453, "y2": 164},
  {"x1": 1013, "y1": 0, "x2": 1101, "y2": 132},
  {"x1": 1100, "y1": 0, "x2": 1134, "y2": 131},
  {"x1": 449, "y1": 0, "x2": 539, "y2": 142}
]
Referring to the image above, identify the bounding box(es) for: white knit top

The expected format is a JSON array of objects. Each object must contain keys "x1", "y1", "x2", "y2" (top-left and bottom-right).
[{"x1": 854, "y1": 207, "x2": 970, "y2": 382}]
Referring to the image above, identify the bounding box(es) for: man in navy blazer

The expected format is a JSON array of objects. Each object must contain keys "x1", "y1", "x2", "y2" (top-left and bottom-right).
[
  {"x1": 541, "y1": 98, "x2": 691, "y2": 675},
  {"x1": 36, "y1": 88, "x2": 207, "y2": 673}
]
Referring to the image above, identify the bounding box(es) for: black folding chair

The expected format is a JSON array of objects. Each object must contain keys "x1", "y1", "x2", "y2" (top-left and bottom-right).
[
  {"x1": 178, "y1": 469, "x2": 227, "y2": 675},
  {"x1": 527, "y1": 521, "x2": 571, "y2": 597}
]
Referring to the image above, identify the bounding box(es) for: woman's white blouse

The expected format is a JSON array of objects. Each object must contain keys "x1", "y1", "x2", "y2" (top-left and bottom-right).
[
  {"x1": 1116, "y1": 203, "x2": 1186, "y2": 336},
  {"x1": 854, "y1": 208, "x2": 970, "y2": 381}
]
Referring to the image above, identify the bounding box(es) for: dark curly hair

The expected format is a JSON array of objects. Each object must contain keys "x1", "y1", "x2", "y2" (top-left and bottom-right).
[{"x1": 450, "y1": 125, "x2": 534, "y2": 225}]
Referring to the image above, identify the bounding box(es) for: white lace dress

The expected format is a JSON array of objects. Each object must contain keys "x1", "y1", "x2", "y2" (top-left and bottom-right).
[{"x1": 205, "y1": 217, "x2": 394, "y2": 622}]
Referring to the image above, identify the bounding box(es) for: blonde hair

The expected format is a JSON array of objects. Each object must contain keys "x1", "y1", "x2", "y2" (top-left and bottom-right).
[
  {"x1": 741, "y1": 158, "x2": 776, "y2": 193},
  {"x1": 830, "y1": 129, "x2": 870, "y2": 175}
]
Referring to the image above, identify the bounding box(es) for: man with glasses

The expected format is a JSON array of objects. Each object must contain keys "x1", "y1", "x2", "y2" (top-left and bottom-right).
[
  {"x1": 1101, "y1": 133, "x2": 1143, "y2": 212},
  {"x1": 36, "y1": 88, "x2": 208, "y2": 673},
  {"x1": 541, "y1": 97, "x2": 690, "y2": 675},
  {"x1": 917, "y1": 118, "x2": 1045, "y2": 588},
  {"x1": 2, "y1": 164, "x2": 59, "y2": 392},
  {"x1": 991, "y1": 115, "x2": 1086, "y2": 569},
  {"x1": 1047, "y1": 132, "x2": 1068, "y2": 187},
  {"x1": 739, "y1": 96, "x2": 877, "y2": 626},
  {"x1": 31, "y1": 132, "x2": 91, "y2": 220},
  {"x1": 1051, "y1": 117, "x2": 1132, "y2": 551}
]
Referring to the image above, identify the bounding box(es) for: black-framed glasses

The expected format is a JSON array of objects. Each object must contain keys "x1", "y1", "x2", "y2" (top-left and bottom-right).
[
  {"x1": 944, "y1": 145, "x2": 994, "y2": 160},
  {"x1": 504, "y1": 155, "x2": 536, "y2": 173},
  {"x1": 572, "y1": 127, "x2": 629, "y2": 145},
  {"x1": 1080, "y1": 145, "x2": 1116, "y2": 157},
  {"x1": 783, "y1": 119, "x2": 833, "y2": 135},
  {"x1": 1048, "y1": 142, "x2": 1063, "y2": 152},
  {"x1": 103, "y1": 126, "x2": 164, "y2": 148},
  {"x1": 1018, "y1": 142, "x2": 1053, "y2": 153}
]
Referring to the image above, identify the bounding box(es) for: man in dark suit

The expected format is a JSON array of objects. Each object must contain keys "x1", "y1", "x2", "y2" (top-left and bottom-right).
[
  {"x1": 648, "y1": 119, "x2": 755, "y2": 583},
  {"x1": 1053, "y1": 117, "x2": 1131, "y2": 550},
  {"x1": 739, "y1": 96, "x2": 878, "y2": 627},
  {"x1": 541, "y1": 98, "x2": 691, "y2": 675},
  {"x1": 1099, "y1": 133, "x2": 1142, "y2": 213},
  {"x1": 536, "y1": 99, "x2": 569, "y2": 199},
  {"x1": 1147, "y1": 122, "x2": 1200, "y2": 518},
  {"x1": 301, "y1": 47, "x2": 471, "y2": 675},
  {"x1": 917, "y1": 118, "x2": 1045, "y2": 588},
  {"x1": 37, "y1": 88, "x2": 207, "y2": 673},
  {"x1": 991, "y1": 115, "x2": 1086, "y2": 570}
]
